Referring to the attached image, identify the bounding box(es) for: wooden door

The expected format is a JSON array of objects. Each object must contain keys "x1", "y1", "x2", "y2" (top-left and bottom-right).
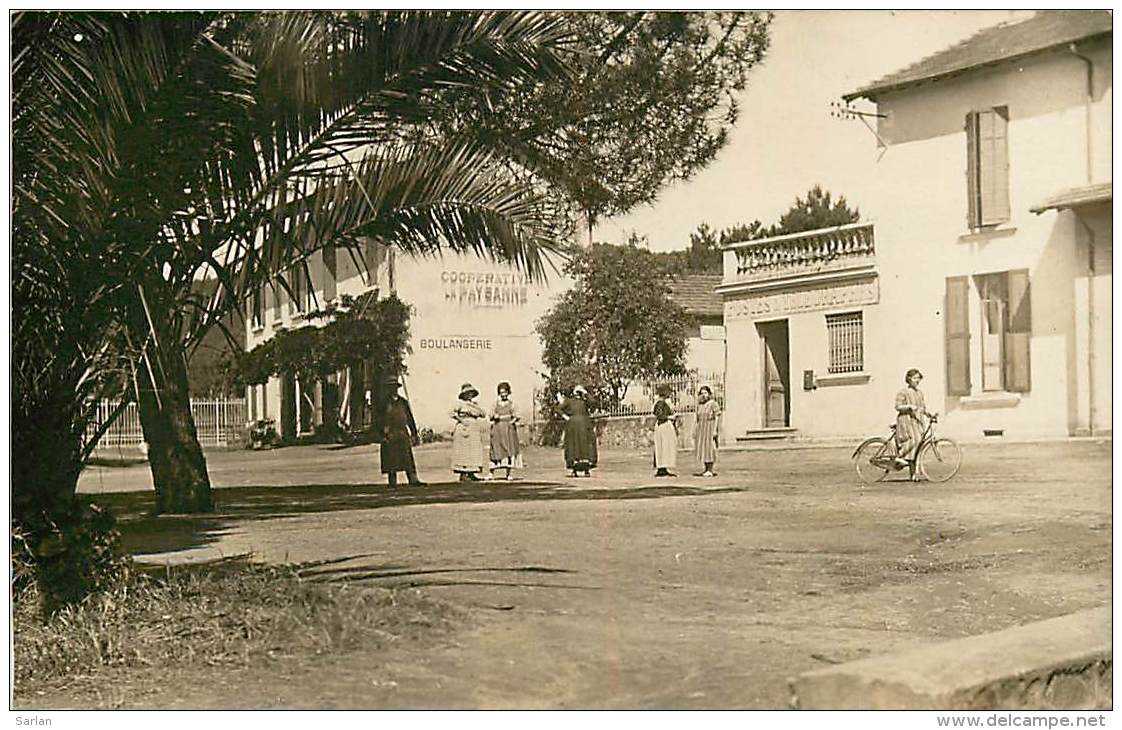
[{"x1": 759, "y1": 321, "x2": 790, "y2": 428}]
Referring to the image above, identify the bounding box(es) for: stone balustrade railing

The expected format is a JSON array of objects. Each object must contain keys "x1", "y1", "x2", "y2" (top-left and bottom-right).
[{"x1": 730, "y1": 221, "x2": 875, "y2": 278}]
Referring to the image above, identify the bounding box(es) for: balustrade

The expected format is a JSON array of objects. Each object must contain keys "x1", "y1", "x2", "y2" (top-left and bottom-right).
[{"x1": 731, "y1": 222, "x2": 875, "y2": 278}]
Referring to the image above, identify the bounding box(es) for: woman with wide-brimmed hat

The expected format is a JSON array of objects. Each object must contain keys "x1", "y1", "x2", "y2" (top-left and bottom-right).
[
  {"x1": 652, "y1": 383, "x2": 677, "y2": 477},
  {"x1": 450, "y1": 382, "x2": 487, "y2": 481},
  {"x1": 380, "y1": 377, "x2": 425, "y2": 487},
  {"x1": 557, "y1": 385, "x2": 597, "y2": 477}
]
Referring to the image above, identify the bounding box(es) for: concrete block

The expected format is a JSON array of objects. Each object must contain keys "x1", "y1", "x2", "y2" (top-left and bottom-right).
[{"x1": 791, "y1": 607, "x2": 1111, "y2": 709}]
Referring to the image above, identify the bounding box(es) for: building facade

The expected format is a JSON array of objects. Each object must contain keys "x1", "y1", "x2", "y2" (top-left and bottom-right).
[
  {"x1": 668, "y1": 274, "x2": 727, "y2": 376},
  {"x1": 720, "y1": 11, "x2": 1112, "y2": 442},
  {"x1": 245, "y1": 240, "x2": 570, "y2": 435}
]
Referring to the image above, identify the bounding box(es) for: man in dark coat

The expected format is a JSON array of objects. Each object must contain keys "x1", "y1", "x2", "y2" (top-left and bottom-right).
[{"x1": 381, "y1": 378, "x2": 425, "y2": 487}]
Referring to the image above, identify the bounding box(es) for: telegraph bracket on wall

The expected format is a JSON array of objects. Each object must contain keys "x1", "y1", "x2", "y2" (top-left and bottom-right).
[{"x1": 829, "y1": 100, "x2": 888, "y2": 162}]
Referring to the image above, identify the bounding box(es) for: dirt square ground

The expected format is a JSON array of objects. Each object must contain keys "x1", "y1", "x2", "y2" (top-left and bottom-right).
[{"x1": 55, "y1": 438, "x2": 1112, "y2": 709}]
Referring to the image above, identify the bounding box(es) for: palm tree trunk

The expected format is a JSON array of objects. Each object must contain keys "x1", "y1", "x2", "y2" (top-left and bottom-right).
[
  {"x1": 12, "y1": 389, "x2": 84, "y2": 528},
  {"x1": 136, "y1": 345, "x2": 215, "y2": 514}
]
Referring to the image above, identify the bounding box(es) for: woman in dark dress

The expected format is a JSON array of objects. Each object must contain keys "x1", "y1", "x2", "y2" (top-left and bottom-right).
[
  {"x1": 381, "y1": 378, "x2": 424, "y2": 487},
  {"x1": 558, "y1": 385, "x2": 597, "y2": 477}
]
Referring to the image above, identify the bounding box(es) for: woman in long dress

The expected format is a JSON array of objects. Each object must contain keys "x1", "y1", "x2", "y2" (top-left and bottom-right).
[
  {"x1": 652, "y1": 384, "x2": 677, "y2": 477},
  {"x1": 380, "y1": 378, "x2": 426, "y2": 487},
  {"x1": 693, "y1": 385, "x2": 720, "y2": 477},
  {"x1": 559, "y1": 385, "x2": 597, "y2": 477},
  {"x1": 894, "y1": 368, "x2": 927, "y2": 478},
  {"x1": 490, "y1": 381, "x2": 521, "y2": 481},
  {"x1": 450, "y1": 382, "x2": 486, "y2": 482}
]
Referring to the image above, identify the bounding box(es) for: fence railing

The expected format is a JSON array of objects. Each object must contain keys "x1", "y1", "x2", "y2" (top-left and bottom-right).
[
  {"x1": 84, "y1": 398, "x2": 247, "y2": 451},
  {"x1": 533, "y1": 372, "x2": 725, "y2": 422}
]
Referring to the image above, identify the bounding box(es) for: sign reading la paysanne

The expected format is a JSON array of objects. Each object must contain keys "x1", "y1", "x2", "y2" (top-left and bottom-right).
[{"x1": 442, "y1": 270, "x2": 530, "y2": 308}]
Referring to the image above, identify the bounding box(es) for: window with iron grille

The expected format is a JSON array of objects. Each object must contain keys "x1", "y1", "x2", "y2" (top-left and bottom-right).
[{"x1": 826, "y1": 312, "x2": 864, "y2": 374}]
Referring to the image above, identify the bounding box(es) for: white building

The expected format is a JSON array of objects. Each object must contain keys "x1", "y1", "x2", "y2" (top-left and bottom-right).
[
  {"x1": 720, "y1": 10, "x2": 1111, "y2": 442},
  {"x1": 245, "y1": 240, "x2": 570, "y2": 436},
  {"x1": 668, "y1": 274, "x2": 727, "y2": 375}
]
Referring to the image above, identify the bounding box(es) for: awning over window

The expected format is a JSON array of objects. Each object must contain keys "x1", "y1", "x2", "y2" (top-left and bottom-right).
[{"x1": 1030, "y1": 182, "x2": 1112, "y2": 214}]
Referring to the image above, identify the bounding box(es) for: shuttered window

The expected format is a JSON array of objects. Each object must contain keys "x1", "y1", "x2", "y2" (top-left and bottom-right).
[
  {"x1": 945, "y1": 271, "x2": 1032, "y2": 397},
  {"x1": 1003, "y1": 269, "x2": 1031, "y2": 392},
  {"x1": 966, "y1": 107, "x2": 1010, "y2": 228},
  {"x1": 945, "y1": 277, "x2": 971, "y2": 395},
  {"x1": 826, "y1": 312, "x2": 863, "y2": 373},
  {"x1": 271, "y1": 280, "x2": 283, "y2": 321},
  {"x1": 323, "y1": 245, "x2": 337, "y2": 302},
  {"x1": 363, "y1": 239, "x2": 385, "y2": 286},
  {"x1": 289, "y1": 265, "x2": 305, "y2": 314},
  {"x1": 303, "y1": 262, "x2": 317, "y2": 312},
  {"x1": 250, "y1": 287, "x2": 263, "y2": 329}
]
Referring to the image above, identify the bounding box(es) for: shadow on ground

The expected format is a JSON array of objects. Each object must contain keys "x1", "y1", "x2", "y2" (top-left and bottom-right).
[{"x1": 90, "y1": 480, "x2": 747, "y2": 559}]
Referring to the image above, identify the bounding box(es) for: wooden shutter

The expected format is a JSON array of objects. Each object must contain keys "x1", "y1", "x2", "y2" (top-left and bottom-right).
[
  {"x1": 978, "y1": 107, "x2": 1010, "y2": 225},
  {"x1": 323, "y1": 245, "x2": 337, "y2": 301},
  {"x1": 966, "y1": 112, "x2": 980, "y2": 228},
  {"x1": 1003, "y1": 269, "x2": 1031, "y2": 392},
  {"x1": 945, "y1": 276, "x2": 972, "y2": 396}
]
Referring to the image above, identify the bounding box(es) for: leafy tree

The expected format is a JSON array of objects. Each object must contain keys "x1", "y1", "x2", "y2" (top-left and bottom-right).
[
  {"x1": 13, "y1": 9, "x2": 576, "y2": 566},
  {"x1": 536, "y1": 243, "x2": 689, "y2": 412},
  {"x1": 432, "y1": 12, "x2": 773, "y2": 234},
  {"x1": 656, "y1": 222, "x2": 729, "y2": 275},
  {"x1": 239, "y1": 292, "x2": 412, "y2": 438},
  {"x1": 723, "y1": 185, "x2": 861, "y2": 245},
  {"x1": 768, "y1": 184, "x2": 861, "y2": 236}
]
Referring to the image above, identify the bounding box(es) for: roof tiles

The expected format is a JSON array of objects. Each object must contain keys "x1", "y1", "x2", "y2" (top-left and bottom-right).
[
  {"x1": 844, "y1": 10, "x2": 1112, "y2": 101},
  {"x1": 669, "y1": 274, "x2": 723, "y2": 318}
]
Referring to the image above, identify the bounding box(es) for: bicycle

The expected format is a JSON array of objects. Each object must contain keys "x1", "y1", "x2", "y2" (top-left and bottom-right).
[{"x1": 852, "y1": 413, "x2": 962, "y2": 484}]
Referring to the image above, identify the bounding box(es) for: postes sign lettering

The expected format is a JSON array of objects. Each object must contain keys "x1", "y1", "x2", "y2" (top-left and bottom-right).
[{"x1": 725, "y1": 280, "x2": 879, "y2": 319}]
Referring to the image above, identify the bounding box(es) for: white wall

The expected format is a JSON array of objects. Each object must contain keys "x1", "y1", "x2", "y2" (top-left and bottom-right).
[
  {"x1": 866, "y1": 41, "x2": 1112, "y2": 439},
  {"x1": 394, "y1": 252, "x2": 570, "y2": 430},
  {"x1": 246, "y1": 244, "x2": 572, "y2": 433},
  {"x1": 719, "y1": 36, "x2": 1112, "y2": 441}
]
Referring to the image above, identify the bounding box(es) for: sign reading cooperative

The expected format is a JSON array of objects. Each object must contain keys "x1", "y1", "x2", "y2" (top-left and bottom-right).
[
  {"x1": 442, "y1": 270, "x2": 530, "y2": 308},
  {"x1": 725, "y1": 280, "x2": 879, "y2": 319}
]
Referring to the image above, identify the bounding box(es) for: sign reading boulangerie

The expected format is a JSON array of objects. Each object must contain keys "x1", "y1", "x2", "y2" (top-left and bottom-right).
[
  {"x1": 725, "y1": 279, "x2": 879, "y2": 319},
  {"x1": 442, "y1": 270, "x2": 530, "y2": 308}
]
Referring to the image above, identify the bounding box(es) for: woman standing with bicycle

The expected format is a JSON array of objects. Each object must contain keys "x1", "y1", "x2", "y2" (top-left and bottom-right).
[{"x1": 894, "y1": 368, "x2": 927, "y2": 469}]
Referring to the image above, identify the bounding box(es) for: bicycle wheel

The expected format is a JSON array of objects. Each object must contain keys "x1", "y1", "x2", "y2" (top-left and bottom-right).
[
  {"x1": 854, "y1": 438, "x2": 893, "y2": 484},
  {"x1": 919, "y1": 438, "x2": 962, "y2": 482}
]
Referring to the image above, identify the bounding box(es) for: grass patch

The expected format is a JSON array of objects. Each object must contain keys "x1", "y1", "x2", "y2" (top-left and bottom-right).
[{"x1": 14, "y1": 556, "x2": 462, "y2": 703}]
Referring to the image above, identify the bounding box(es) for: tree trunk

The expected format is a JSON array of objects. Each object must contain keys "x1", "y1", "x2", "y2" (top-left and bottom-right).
[
  {"x1": 136, "y1": 331, "x2": 214, "y2": 514},
  {"x1": 12, "y1": 391, "x2": 83, "y2": 528}
]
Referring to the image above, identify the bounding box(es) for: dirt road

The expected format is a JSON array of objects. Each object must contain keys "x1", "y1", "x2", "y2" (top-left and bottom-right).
[{"x1": 63, "y1": 440, "x2": 1111, "y2": 709}]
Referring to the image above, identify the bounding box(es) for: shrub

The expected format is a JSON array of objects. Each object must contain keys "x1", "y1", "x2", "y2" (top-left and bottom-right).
[
  {"x1": 14, "y1": 502, "x2": 133, "y2": 619},
  {"x1": 245, "y1": 418, "x2": 278, "y2": 449}
]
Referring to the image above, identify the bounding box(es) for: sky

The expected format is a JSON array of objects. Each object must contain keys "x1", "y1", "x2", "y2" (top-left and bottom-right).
[{"x1": 593, "y1": 9, "x2": 1037, "y2": 252}]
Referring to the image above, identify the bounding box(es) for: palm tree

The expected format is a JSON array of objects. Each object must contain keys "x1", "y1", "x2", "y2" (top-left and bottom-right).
[{"x1": 13, "y1": 11, "x2": 576, "y2": 524}]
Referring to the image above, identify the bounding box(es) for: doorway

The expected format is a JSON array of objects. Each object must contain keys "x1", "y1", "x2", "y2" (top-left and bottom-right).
[{"x1": 757, "y1": 320, "x2": 791, "y2": 428}]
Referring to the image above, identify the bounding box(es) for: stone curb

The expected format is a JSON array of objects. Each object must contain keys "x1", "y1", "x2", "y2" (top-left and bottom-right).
[{"x1": 790, "y1": 607, "x2": 1112, "y2": 710}]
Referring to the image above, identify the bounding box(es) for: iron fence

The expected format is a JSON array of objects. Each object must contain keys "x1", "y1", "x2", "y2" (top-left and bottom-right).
[
  {"x1": 532, "y1": 372, "x2": 724, "y2": 422},
  {"x1": 84, "y1": 398, "x2": 247, "y2": 450}
]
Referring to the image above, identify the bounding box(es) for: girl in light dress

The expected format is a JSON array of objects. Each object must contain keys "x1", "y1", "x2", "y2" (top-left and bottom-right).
[{"x1": 489, "y1": 381, "x2": 522, "y2": 481}]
